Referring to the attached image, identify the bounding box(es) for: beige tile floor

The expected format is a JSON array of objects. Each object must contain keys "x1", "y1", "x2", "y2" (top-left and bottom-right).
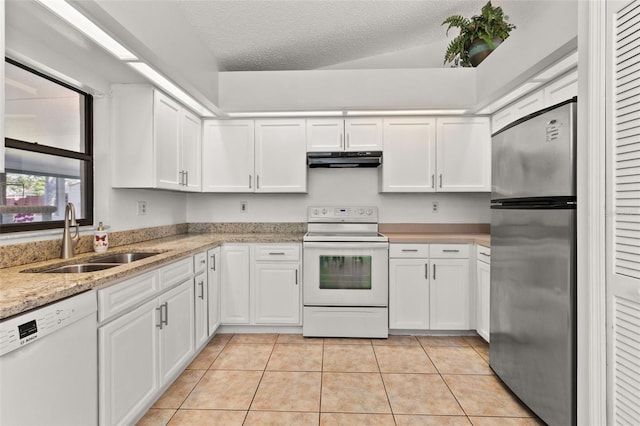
[{"x1": 137, "y1": 334, "x2": 543, "y2": 426}]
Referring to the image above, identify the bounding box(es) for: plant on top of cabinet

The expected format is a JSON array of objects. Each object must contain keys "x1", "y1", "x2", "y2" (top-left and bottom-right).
[{"x1": 442, "y1": 1, "x2": 516, "y2": 67}]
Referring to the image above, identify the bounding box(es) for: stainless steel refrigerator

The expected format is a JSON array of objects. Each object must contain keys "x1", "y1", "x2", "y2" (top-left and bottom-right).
[{"x1": 490, "y1": 98, "x2": 577, "y2": 426}]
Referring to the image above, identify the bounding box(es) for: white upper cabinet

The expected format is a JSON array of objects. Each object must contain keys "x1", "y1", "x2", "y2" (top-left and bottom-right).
[
  {"x1": 111, "y1": 86, "x2": 202, "y2": 191},
  {"x1": 381, "y1": 117, "x2": 437, "y2": 192},
  {"x1": 254, "y1": 119, "x2": 307, "y2": 192},
  {"x1": 382, "y1": 116, "x2": 490, "y2": 192},
  {"x1": 202, "y1": 120, "x2": 255, "y2": 192},
  {"x1": 436, "y1": 117, "x2": 491, "y2": 192},
  {"x1": 306, "y1": 118, "x2": 383, "y2": 152},
  {"x1": 202, "y1": 119, "x2": 307, "y2": 193},
  {"x1": 544, "y1": 70, "x2": 578, "y2": 107}
]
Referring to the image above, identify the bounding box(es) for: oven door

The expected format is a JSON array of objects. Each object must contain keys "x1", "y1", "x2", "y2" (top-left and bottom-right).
[{"x1": 303, "y1": 242, "x2": 388, "y2": 307}]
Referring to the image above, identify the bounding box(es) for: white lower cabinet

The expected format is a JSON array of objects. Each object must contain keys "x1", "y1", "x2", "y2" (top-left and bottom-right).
[
  {"x1": 389, "y1": 243, "x2": 470, "y2": 331},
  {"x1": 193, "y1": 271, "x2": 209, "y2": 350},
  {"x1": 221, "y1": 243, "x2": 301, "y2": 325},
  {"x1": 207, "y1": 247, "x2": 221, "y2": 336},
  {"x1": 389, "y1": 258, "x2": 430, "y2": 329},
  {"x1": 98, "y1": 258, "x2": 197, "y2": 426},
  {"x1": 476, "y1": 246, "x2": 491, "y2": 342}
]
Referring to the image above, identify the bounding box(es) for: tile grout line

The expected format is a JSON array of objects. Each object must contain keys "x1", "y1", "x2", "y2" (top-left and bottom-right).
[
  {"x1": 370, "y1": 342, "x2": 398, "y2": 426},
  {"x1": 240, "y1": 336, "x2": 278, "y2": 425}
]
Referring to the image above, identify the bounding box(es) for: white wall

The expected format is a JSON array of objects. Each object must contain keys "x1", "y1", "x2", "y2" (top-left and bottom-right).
[{"x1": 187, "y1": 168, "x2": 490, "y2": 223}]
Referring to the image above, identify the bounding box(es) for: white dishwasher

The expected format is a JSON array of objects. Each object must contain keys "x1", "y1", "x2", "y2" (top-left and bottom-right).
[{"x1": 0, "y1": 290, "x2": 98, "y2": 426}]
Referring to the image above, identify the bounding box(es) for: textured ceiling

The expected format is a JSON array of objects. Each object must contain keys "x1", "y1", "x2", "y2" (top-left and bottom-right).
[{"x1": 176, "y1": 0, "x2": 485, "y2": 71}]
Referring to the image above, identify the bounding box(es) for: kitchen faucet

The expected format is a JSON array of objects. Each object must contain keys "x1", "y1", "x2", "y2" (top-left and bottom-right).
[{"x1": 60, "y1": 202, "x2": 80, "y2": 259}]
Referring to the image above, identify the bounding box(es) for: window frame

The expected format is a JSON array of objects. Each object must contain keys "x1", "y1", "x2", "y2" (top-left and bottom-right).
[{"x1": 2, "y1": 57, "x2": 94, "y2": 233}]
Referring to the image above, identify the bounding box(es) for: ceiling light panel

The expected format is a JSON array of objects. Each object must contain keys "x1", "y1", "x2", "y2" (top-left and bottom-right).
[
  {"x1": 226, "y1": 111, "x2": 343, "y2": 118},
  {"x1": 34, "y1": 0, "x2": 138, "y2": 61},
  {"x1": 346, "y1": 110, "x2": 467, "y2": 116}
]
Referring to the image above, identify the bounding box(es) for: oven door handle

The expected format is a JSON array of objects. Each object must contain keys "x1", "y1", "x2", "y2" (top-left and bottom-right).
[{"x1": 303, "y1": 242, "x2": 389, "y2": 250}]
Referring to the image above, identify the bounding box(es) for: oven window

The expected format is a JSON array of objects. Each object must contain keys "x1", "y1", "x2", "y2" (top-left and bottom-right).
[{"x1": 319, "y1": 256, "x2": 372, "y2": 290}]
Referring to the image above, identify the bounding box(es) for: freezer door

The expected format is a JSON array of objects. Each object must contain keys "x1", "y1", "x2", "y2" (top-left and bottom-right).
[
  {"x1": 490, "y1": 207, "x2": 576, "y2": 426},
  {"x1": 492, "y1": 101, "x2": 576, "y2": 201}
]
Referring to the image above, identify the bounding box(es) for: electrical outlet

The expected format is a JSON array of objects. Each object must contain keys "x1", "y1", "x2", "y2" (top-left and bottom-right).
[
  {"x1": 137, "y1": 201, "x2": 148, "y2": 215},
  {"x1": 240, "y1": 201, "x2": 248, "y2": 213},
  {"x1": 432, "y1": 202, "x2": 439, "y2": 213}
]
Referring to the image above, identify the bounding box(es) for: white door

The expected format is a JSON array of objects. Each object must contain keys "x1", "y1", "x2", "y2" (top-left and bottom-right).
[
  {"x1": 476, "y1": 259, "x2": 490, "y2": 342},
  {"x1": 345, "y1": 118, "x2": 383, "y2": 151},
  {"x1": 607, "y1": 1, "x2": 640, "y2": 423},
  {"x1": 154, "y1": 91, "x2": 182, "y2": 190},
  {"x1": 429, "y1": 259, "x2": 470, "y2": 330},
  {"x1": 207, "y1": 247, "x2": 221, "y2": 336},
  {"x1": 158, "y1": 280, "x2": 195, "y2": 386},
  {"x1": 381, "y1": 117, "x2": 437, "y2": 192},
  {"x1": 253, "y1": 262, "x2": 301, "y2": 324},
  {"x1": 389, "y1": 258, "x2": 429, "y2": 330},
  {"x1": 221, "y1": 245, "x2": 251, "y2": 324},
  {"x1": 254, "y1": 119, "x2": 307, "y2": 192},
  {"x1": 306, "y1": 118, "x2": 344, "y2": 151},
  {"x1": 181, "y1": 110, "x2": 202, "y2": 192},
  {"x1": 202, "y1": 120, "x2": 255, "y2": 192},
  {"x1": 194, "y1": 271, "x2": 208, "y2": 349},
  {"x1": 98, "y1": 299, "x2": 158, "y2": 426},
  {"x1": 436, "y1": 117, "x2": 491, "y2": 192}
]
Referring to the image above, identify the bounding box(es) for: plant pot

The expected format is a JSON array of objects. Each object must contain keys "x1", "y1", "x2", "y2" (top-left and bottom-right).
[{"x1": 468, "y1": 37, "x2": 503, "y2": 67}]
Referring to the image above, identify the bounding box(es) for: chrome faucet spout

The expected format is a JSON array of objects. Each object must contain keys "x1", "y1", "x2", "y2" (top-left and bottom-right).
[{"x1": 61, "y1": 202, "x2": 80, "y2": 259}]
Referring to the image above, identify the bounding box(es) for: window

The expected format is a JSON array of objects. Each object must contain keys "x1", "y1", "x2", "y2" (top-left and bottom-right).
[{"x1": 1, "y1": 58, "x2": 93, "y2": 233}]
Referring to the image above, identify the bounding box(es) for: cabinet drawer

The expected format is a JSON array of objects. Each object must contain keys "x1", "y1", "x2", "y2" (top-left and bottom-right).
[
  {"x1": 476, "y1": 245, "x2": 491, "y2": 264},
  {"x1": 390, "y1": 244, "x2": 429, "y2": 258},
  {"x1": 194, "y1": 251, "x2": 208, "y2": 273},
  {"x1": 430, "y1": 244, "x2": 469, "y2": 258},
  {"x1": 159, "y1": 257, "x2": 194, "y2": 290},
  {"x1": 98, "y1": 270, "x2": 159, "y2": 322},
  {"x1": 254, "y1": 244, "x2": 300, "y2": 261}
]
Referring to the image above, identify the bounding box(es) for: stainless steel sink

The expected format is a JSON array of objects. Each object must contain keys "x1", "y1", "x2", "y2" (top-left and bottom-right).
[
  {"x1": 87, "y1": 252, "x2": 161, "y2": 264},
  {"x1": 39, "y1": 263, "x2": 120, "y2": 273}
]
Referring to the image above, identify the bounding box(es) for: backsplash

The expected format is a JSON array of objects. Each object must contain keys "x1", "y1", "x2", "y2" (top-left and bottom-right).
[{"x1": 188, "y1": 222, "x2": 306, "y2": 234}]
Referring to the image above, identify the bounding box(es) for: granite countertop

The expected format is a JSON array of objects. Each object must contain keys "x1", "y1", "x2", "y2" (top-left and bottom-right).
[
  {"x1": 383, "y1": 232, "x2": 490, "y2": 247},
  {"x1": 0, "y1": 232, "x2": 304, "y2": 320}
]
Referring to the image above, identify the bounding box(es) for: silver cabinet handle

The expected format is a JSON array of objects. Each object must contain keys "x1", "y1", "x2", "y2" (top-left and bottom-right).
[
  {"x1": 431, "y1": 174, "x2": 435, "y2": 188},
  {"x1": 443, "y1": 249, "x2": 460, "y2": 253},
  {"x1": 179, "y1": 170, "x2": 185, "y2": 186},
  {"x1": 200, "y1": 258, "x2": 207, "y2": 265},
  {"x1": 257, "y1": 175, "x2": 260, "y2": 189},
  {"x1": 198, "y1": 281, "x2": 205, "y2": 300},
  {"x1": 480, "y1": 252, "x2": 491, "y2": 257},
  {"x1": 433, "y1": 264, "x2": 436, "y2": 280},
  {"x1": 439, "y1": 174, "x2": 443, "y2": 188},
  {"x1": 425, "y1": 264, "x2": 428, "y2": 279},
  {"x1": 185, "y1": 170, "x2": 189, "y2": 187},
  {"x1": 210, "y1": 254, "x2": 216, "y2": 271},
  {"x1": 156, "y1": 302, "x2": 168, "y2": 329},
  {"x1": 156, "y1": 305, "x2": 163, "y2": 329},
  {"x1": 249, "y1": 175, "x2": 252, "y2": 188},
  {"x1": 295, "y1": 269, "x2": 298, "y2": 285},
  {"x1": 402, "y1": 249, "x2": 418, "y2": 252},
  {"x1": 269, "y1": 252, "x2": 286, "y2": 255}
]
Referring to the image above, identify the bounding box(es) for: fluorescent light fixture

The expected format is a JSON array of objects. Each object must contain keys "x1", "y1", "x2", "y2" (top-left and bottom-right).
[
  {"x1": 128, "y1": 62, "x2": 216, "y2": 117},
  {"x1": 533, "y1": 51, "x2": 578, "y2": 82},
  {"x1": 226, "y1": 111, "x2": 343, "y2": 118},
  {"x1": 346, "y1": 109, "x2": 467, "y2": 116},
  {"x1": 34, "y1": 0, "x2": 138, "y2": 61},
  {"x1": 477, "y1": 82, "x2": 543, "y2": 115}
]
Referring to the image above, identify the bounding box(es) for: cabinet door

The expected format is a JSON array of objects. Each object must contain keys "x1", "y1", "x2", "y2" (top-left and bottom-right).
[
  {"x1": 381, "y1": 117, "x2": 436, "y2": 192},
  {"x1": 512, "y1": 90, "x2": 545, "y2": 121},
  {"x1": 476, "y1": 260, "x2": 491, "y2": 342},
  {"x1": 181, "y1": 109, "x2": 202, "y2": 192},
  {"x1": 255, "y1": 119, "x2": 307, "y2": 193},
  {"x1": 99, "y1": 299, "x2": 158, "y2": 426},
  {"x1": 430, "y1": 259, "x2": 470, "y2": 330},
  {"x1": 544, "y1": 70, "x2": 578, "y2": 107},
  {"x1": 253, "y1": 262, "x2": 301, "y2": 324},
  {"x1": 491, "y1": 107, "x2": 516, "y2": 134},
  {"x1": 158, "y1": 279, "x2": 195, "y2": 386},
  {"x1": 345, "y1": 118, "x2": 383, "y2": 151},
  {"x1": 221, "y1": 245, "x2": 250, "y2": 324},
  {"x1": 154, "y1": 91, "x2": 182, "y2": 190},
  {"x1": 202, "y1": 120, "x2": 255, "y2": 192},
  {"x1": 207, "y1": 247, "x2": 221, "y2": 336},
  {"x1": 194, "y1": 271, "x2": 208, "y2": 349},
  {"x1": 436, "y1": 117, "x2": 491, "y2": 192},
  {"x1": 389, "y1": 258, "x2": 429, "y2": 330},
  {"x1": 306, "y1": 118, "x2": 344, "y2": 151}
]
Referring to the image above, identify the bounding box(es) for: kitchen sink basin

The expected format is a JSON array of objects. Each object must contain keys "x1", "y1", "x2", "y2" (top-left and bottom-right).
[
  {"x1": 38, "y1": 263, "x2": 120, "y2": 273},
  {"x1": 87, "y1": 252, "x2": 161, "y2": 264}
]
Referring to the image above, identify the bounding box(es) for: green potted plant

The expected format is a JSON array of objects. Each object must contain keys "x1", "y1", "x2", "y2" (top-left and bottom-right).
[{"x1": 442, "y1": 1, "x2": 516, "y2": 67}]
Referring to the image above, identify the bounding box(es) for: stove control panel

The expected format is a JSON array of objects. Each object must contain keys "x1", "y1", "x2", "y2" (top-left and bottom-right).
[{"x1": 308, "y1": 206, "x2": 378, "y2": 222}]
